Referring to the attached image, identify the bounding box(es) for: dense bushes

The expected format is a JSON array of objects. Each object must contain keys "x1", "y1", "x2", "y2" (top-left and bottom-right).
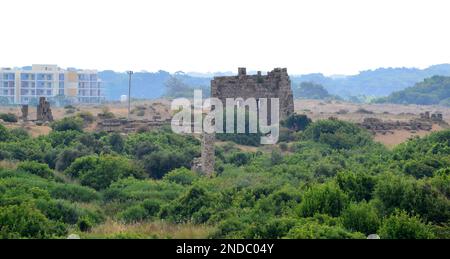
[
  {"x1": 298, "y1": 182, "x2": 349, "y2": 217},
  {"x1": 302, "y1": 120, "x2": 373, "y2": 149},
  {"x1": 0, "y1": 113, "x2": 18, "y2": 123},
  {"x1": 51, "y1": 117, "x2": 84, "y2": 132},
  {"x1": 0, "y1": 117, "x2": 449, "y2": 239},
  {"x1": 163, "y1": 168, "x2": 199, "y2": 185},
  {"x1": 341, "y1": 201, "x2": 380, "y2": 235},
  {"x1": 17, "y1": 161, "x2": 54, "y2": 179},
  {"x1": 0, "y1": 203, "x2": 55, "y2": 239},
  {"x1": 378, "y1": 210, "x2": 434, "y2": 239},
  {"x1": 65, "y1": 155, "x2": 145, "y2": 190}
]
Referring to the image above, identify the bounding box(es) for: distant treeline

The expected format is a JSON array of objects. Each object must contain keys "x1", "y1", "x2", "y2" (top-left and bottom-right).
[
  {"x1": 373, "y1": 76, "x2": 450, "y2": 107},
  {"x1": 98, "y1": 64, "x2": 450, "y2": 102}
]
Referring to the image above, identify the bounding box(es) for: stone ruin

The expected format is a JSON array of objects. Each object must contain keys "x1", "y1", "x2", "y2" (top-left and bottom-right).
[
  {"x1": 358, "y1": 111, "x2": 446, "y2": 135},
  {"x1": 211, "y1": 67, "x2": 295, "y2": 120},
  {"x1": 358, "y1": 117, "x2": 433, "y2": 134},
  {"x1": 36, "y1": 97, "x2": 53, "y2": 122},
  {"x1": 21, "y1": 105, "x2": 28, "y2": 122},
  {"x1": 193, "y1": 68, "x2": 296, "y2": 176},
  {"x1": 191, "y1": 132, "x2": 215, "y2": 177},
  {"x1": 96, "y1": 118, "x2": 170, "y2": 133},
  {"x1": 420, "y1": 111, "x2": 444, "y2": 122}
]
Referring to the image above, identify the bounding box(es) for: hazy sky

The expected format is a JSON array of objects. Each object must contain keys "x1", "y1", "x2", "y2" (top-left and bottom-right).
[{"x1": 1, "y1": 0, "x2": 450, "y2": 75}]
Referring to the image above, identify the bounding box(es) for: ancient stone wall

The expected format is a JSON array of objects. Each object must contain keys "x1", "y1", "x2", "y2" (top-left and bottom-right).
[
  {"x1": 358, "y1": 117, "x2": 433, "y2": 134},
  {"x1": 36, "y1": 97, "x2": 53, "y2": 122},
  {"x1": 96, "y1": 118, "x2": 170, "y2": 133},
  {"x1": 211, "y1": 67, "x2": 294, "y2": 120}
]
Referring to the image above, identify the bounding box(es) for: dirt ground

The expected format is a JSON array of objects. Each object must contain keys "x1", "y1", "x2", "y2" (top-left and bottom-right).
[
  {"x1": 295, "y1": 99, "x2": 450, "y2": 148},
  {"x1": 1, "y1": 99, "x2": 449, "y2": 147}
]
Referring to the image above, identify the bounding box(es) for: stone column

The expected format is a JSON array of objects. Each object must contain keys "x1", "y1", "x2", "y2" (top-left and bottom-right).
[
  {"x1": 200, "y1": 132, "x2": 215, "y2": 177},
  {"x1": 21, "y1": 105, "x2": 28, "y2": 122}
]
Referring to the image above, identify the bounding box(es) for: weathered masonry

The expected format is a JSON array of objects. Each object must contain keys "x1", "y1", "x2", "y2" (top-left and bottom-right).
[
  {"x1": 211, "y1": 67, "x2": 294, "y2": 120},
  {"x1": 194, "y1": 68, "x2": 295, "y2": 176}
]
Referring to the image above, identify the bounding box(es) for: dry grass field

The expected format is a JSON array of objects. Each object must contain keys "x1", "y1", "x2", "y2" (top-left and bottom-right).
[{"x1": 81, "y1": 220, "x2": 214, "y2": 239}]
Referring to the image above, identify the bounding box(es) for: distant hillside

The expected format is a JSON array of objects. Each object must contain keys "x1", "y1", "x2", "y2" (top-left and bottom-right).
[
  {"x1": 99, "y1": 64, "x2": 450, "y2": 101},
  {"x1": 291, "y1": 64, "x2": 450, "y2": 98},
  {"x1": 99, "y1": 71, "x2": 210, "y2": 100},
  {"x1": 373, "y1": 76, "x2": 450, "y2": 106},
  {"x1": 293, "y1": 82, "x2": 340, "y2": 100}
]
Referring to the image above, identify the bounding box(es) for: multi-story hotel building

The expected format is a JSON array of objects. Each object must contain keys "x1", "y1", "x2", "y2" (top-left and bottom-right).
[{"x1": 0, "y1": 64, "x2": 104, "y2": 104}]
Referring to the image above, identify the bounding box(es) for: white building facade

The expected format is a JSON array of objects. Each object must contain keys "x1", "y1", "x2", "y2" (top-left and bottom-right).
[{"x1": 0, "y1": 64, "x2": 104, "y2": 104}]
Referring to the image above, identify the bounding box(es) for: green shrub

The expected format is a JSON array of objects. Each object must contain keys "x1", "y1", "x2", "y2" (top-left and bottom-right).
[
  {"x1": 9, "y1": 128, "x2": 30, "y2": 140},
  {"x1": 0, "y1": 203, "x2": 54, "y2": 239},
  {"x1": 50, "y1": 184, "x2": 100, "y2": 202},
  {"x1": 65, "y1": 155, "x2": 145, "y2": 190},
  {"x1": 374, "y1": 172, "x2": 450, "y2": 223},
  {"x1": 35, "y1": 199, "x2": 79, "y2": 224},
  {"x1": 0, "y1": 113, "x2": 18, "y2": 123},
  {"x1": 285, "y1": 220, "x2": 365, "y2": 239},
  {"x1": 142, "y1": 199, "x2": 161, "y2": 217},
  {"x1": 119, "y1": 205, "x2": 149, "y2": 223},
  {"x1": 378, "y1": 210, "x2": 435, "y2": 239},
  {"x1": 160, "y1": 186, "x2": 216, "y2": 224},
  {"x1": 103, "y1": 178, "x2": 184, "y2": 203},
  {"x1": 78, "y1": 216, "x2": 94, "y2": 232},
  {"x1": 17, "y1": 161, "x2": 54, "y2": 179},
  {"x1": 0, "y1": 124, "x2": 11, "y2": 142},
  {"x1": 163, "y1": 168, "x2": 199, "y2": 185},
  {"x1": 282, "y1": 113, "x2": 312, "y2": 131},
  {"x1": 76, "y1": 112, "x2": 95, "y2": 124},
  {"x1": 142, "y1": 150, "x2": 194, "y2": 179},
  {"x1": 341, "y1": 201, "x2": 381, "y2": 235},
  {"x1": 303, "y1": 119, "x2": 373, "y2": 149},
  {"x1": 51, "y1": 117, "x2": 84, "y2": 132},
  {"x1": 298, "y1": 182, "x2": 349, "y2": 217},
  {"x1": 336, "y1": 171, "x2": 376, "y2": 202}
]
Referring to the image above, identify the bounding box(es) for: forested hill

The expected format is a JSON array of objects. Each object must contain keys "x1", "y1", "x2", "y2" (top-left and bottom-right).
[
  {"x1": 99, "y1": 64, "x2": 450, "y2": 101},
  {"x1": 291, "y1": 64, "x2": 450, "y2": 98},
  {"x1": 373, "y1": 76, "x2": 450, "y2": 106}
]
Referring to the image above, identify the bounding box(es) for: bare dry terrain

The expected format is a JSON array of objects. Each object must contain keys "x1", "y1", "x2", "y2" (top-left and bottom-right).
[{"x1": 295, "y1": 99, "x2": 450, "y2": 147}]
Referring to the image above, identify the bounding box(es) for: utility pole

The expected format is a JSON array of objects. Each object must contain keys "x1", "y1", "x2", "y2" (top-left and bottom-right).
[{"x1": 127, "y1": 71, "x2": 133, "y2": 120}]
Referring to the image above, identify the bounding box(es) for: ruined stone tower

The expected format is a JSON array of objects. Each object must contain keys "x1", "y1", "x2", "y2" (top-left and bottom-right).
[
  {"x1": 211, "y1": 67, "x2": 294, "y2": 120},
  {"x1": 194, "y1": 68, "x2": 295, "y2": 176}
]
